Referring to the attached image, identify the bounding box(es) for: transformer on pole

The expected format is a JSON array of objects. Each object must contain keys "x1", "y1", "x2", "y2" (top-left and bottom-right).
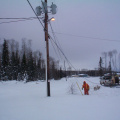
[
  {"x1": 35, "y1": 6, "x2": 42, "y2": 16},
  {"x1": 51, "y1": 2, "x2": 57, "y2": 14}
]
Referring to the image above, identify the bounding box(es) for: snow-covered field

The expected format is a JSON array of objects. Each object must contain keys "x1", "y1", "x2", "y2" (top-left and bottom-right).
[{"x1": 0, "y1": 77, "x2": 120, "y2": 120}]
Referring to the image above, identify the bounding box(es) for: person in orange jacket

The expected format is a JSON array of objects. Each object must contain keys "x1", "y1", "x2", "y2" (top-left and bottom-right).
[{"x1": 82, "y1": 81, "x2": 89, "y2": 95}]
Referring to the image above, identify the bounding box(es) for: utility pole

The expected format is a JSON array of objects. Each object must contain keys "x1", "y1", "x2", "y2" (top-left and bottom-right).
[
  {"x1": 36, "y1": 0, "x2": 57, "y2": 97},
  {"x1": 44, "y1": 0, "x2": 50, "y2": 97}
]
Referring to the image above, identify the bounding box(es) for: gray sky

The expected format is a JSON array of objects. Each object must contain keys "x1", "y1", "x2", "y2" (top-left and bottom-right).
[{"x1": 0, "y1": 0, "x2": 120, "y2": 70}]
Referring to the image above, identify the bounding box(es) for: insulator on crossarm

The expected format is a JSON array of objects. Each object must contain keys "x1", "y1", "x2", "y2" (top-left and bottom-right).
[{"x1": 42, "y1": 2, "x2": 47, "y2": 13}]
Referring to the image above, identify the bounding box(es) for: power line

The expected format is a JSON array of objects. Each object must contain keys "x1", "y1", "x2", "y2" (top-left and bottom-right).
[
  {"x1": 1, "y1": 18, "x2": 119, "y2": 43},
  {"x1": 49, "y1": 36, "x2": 60, "y2": 60},
  {"x1": 26, "y1": 0, "x2": 44, "y2": 29},
  {"x1": 0, "y1": 17, "x2": 41, "y2": 20},
  {"x1": 49, "y1": 21, "x2": 63, "y2": 61},
  {"x1": 48, "y1": 22, "x2": 77, "y2": 71},
  {"x1": 53, "y1": 32, "x2": 120, "y2": 43},
  {"x1": 49, "y1": 35, "x2": 77, "y2": 71},
  {"x1": 0, "y1": 18, "x2": 36, "y2": 24},
  {"x1": 0, "y1": 17, "x2": 43, "y2": 24}
]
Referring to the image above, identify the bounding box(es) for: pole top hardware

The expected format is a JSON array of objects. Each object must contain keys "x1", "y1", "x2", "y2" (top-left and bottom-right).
[
  {"x1": 35, "y1": 1, "x2": 57, "y2": 16},
  {"x1": 50, "y1": 2, "x2": 57, "y2": 14}
]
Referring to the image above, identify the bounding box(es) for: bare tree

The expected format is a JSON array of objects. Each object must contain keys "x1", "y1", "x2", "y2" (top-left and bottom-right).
[
  {"x1": 108, "y1": 51, "x2": 113, "y2": 71},
  {"x1": 99, "y1": 57, "x2": 103, "y2": 76},
  {"x1": 27, "y1": 39, "x2": 32, "y2": 56},
  {"x1": 108, "y1": 51, "x2": 113, "y2": 62},
  {"x1": 68, "y1": 83, "x2": 77, "y2": 94},
  {"x1": 112, "y1": 49, "x2": 117, "y2": 71},
  {"x1": 102, "y1": 52, "x2": 107, "y2": 71},
  {"x1": 21, "y1": 38, "x2": 27, "y2": 55},
  {"x1": 68, "y1": 66, "x2": 72, "y2": 77}
]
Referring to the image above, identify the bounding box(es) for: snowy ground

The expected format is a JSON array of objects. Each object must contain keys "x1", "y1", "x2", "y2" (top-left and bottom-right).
[{"x1": 0, "y1": 77, "x2": 120, "y2": 120}]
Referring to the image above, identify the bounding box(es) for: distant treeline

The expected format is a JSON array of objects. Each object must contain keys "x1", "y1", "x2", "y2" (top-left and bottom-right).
[
  {"x1": 0, "y1": 39, "x2": 65, "y2": 81},
  {"x1": 1, "y1": 39, "x2": 119, "y2": 81}
]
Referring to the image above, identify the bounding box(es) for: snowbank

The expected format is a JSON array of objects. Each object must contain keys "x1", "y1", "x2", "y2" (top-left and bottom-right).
[{"x1": 0, "y1": 77, "x2": 120, "y2": 120}]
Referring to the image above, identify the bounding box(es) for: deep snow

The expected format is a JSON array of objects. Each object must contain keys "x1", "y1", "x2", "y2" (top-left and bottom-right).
[{"x1": 0, "y1": 77, "x2": 120, "y2": 120}]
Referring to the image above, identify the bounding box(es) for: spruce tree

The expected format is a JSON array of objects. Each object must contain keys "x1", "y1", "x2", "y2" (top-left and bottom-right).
[
  {"x1": 2, "y1": 40, "x2": 9, "y2": 67},
  {"x1": 21, "y1": 52, "x2": 27, "y2": 77},
  {"x1": 15, "y1": 50, "x2": 20, "y2": 79},
  {"x1": 99, "y1": 57, "x2": 103, "y2": 77},
  {"x1": 2, "y1": 40, "x2": 9, "y2": 78},
  {"x1": 27, "y1": 52, "x2": 35, "y2": 81},
  {"x1": 108, "y1": 61, "x2": 112, "y2": 76},
  {"x1": 10, "y1": 52, "x2": 16, "y2": 79},
  {"x1": 37, "y1": 57, "x2": 42, "y2": 79}
]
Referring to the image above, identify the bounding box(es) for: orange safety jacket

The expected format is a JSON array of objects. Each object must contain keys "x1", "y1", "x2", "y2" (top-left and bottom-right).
[{"x1": 82, "y1": 83, "x2": 89, "y2": 91}]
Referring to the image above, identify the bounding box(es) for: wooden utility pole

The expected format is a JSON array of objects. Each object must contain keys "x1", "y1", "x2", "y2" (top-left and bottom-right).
[
  {"x1": 35, "y1": 0, "x2": 57, "y2": 97},
  {"x1": 45, "y1": 0, "x2": 50, "y2": 96}
]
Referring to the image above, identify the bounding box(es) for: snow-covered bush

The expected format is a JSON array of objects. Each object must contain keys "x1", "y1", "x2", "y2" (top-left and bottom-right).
[{"x1": 68, "y1": 83, "x2": 77, "y2": 94}]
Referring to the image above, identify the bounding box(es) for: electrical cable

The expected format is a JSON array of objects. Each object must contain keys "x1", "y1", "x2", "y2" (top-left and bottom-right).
[
  {"x1": 49, "y1": 21, "x2": 63, "y2": 61},
  {"x1": 0, "y1": 17, "x2": 41, "y2": 20},
  {"x1": 53, "y1": 32, "x2": 120, "y2": 43},
  {"x1": 1, "y1": 17, "x2": 119, "y2": 43},
  {"x1": 26, "y1": 0, "x2": 44, "y2": 29},
  {"x1": 48, "y1": 21, "x2": 77, "y2": 71},
  {"x1": 0, "y1": 17, "x2": 43, "y2": 24},
  {"x1": 49, "y1": 35, "x2": 77, "y2": 71},
  {"x1": 49, "y1": 36, "x2": 69, "y2": 67},
  {"x1": 48, "y1": 30, "x2": 74, "y2": 79},
  {"x1": 49, "y1": 36, "x2": 60, "y2": 60},
  {"x1": 0, "y1": 18, "x2": 36, "y2": 24}
]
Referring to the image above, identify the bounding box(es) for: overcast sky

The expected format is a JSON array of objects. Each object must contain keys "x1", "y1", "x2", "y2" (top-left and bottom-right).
[{"x1": 0, "y1": 0, "x2": 120, "y2": 70}]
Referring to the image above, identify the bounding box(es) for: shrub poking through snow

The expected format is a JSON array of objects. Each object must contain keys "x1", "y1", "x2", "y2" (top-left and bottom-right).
[
  {"x1": 68, "y1": 83, "x2": 77, "y2": 94},
  {"x1": 94, "y1": 85, "x2": 100, "y2": 91}
]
